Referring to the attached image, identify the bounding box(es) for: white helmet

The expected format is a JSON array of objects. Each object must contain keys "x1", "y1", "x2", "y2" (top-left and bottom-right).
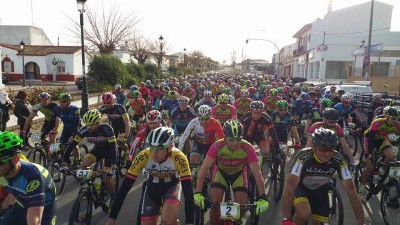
[
  {"x1": 146, "y1": 127, "x2": 174, "y2": 148},
  {"x1": 204, "y1": 90, "x2": 212, "y2": 97},
  {"x1": 198, "y1": 105, "x2": 211, "y2": 117},
  {"x1": 114, "y1": 84, "x2": 122, "y2": 90},
  {"x1": 372, "y1": 93, "x2": 382, "y2": 101}
]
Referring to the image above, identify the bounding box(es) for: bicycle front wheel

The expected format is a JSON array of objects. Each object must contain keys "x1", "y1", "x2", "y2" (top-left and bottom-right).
[
  {"x1": 381, "y1": 179, "x2": 400, "y2": 225},
  {"x1": 327, "y1": 184, "x2": 344, "y2": 225},
  {"x1": 272, "y1": 157, "x2": 285, "y2": 201},
  {"x1": 247, "y1": 174, "x2": 259, "y2": 225},
  {"x1": 194, "y1": 206, "x2": 205, "y2": 225},
  {"x1": 347, "y1": 133, "x2": 359, "y2": 157},
  {"x1": 27, "y1": 148, "x2": 47, "y2": 167},
  {"x1": 48, "y1": 159, "x2": 66, "y2": 200},
  {"x1": 68, "y1": 190, "x2": 93, "y2": 225}
]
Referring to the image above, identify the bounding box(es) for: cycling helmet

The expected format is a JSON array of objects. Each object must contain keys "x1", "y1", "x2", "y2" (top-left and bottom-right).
[
  {"x1": 223, "y1": 120, "x2": 244, "y2": 138},
  {"x1": 276, "y1": 100, "x2": 288, "y2": 109},
  {"x1": 294, "y1": 83, "x2": 301, "y2": 89},
  {"x1": 372, "y1": 93, "x2": 382, "y2": 101},
  {"x1": 312, "y1": 128, "x2": 339, "y2": 149},
  {"x1": 198, "y1": 105, "x2": 211, "y2": 117},
  {"x1": 162, "y1": 86, "x2": 170, "y2": 93},
  {"x1": 338, "y1": 90, "x2": 345, "y2": 95},
  {"x1": 277, "y1": 87, "x2": 283, "y2": 93},
  {"x1": 218, "y1": 85, "x2": 225, "y2": 91},
  {"x1": 168, "y1": 91, "x2": 178, "y2": 98},
  {"x1": 58, "y1": 93, "x2": 71, "y2": 101},
  {"x1": 341, "y1": 94, "x2": 353, "y2": 103},
  {"x1": 178, "y1": 96, "x2": 190, "y2": 105},
  {"x1": 184, "y1": 83, "x2": 191, "y2": 89},
  {"x1": 131, "y1": 90, "x2": 141, "y2": 98},
  {"x1": 323, "y1": 108, "x2": 340, "y2": 120},
  {"x1": 204, "y1": 90, "x2": 212, "y2": 97},
  {"x1": 307, "y1": 86, "x2": 314, "y2": 91},
  {"x1": 146, "y1": 110, "x2": 162, "y2": 123},
  {"x1": 235, "y1": 84, "x2": 241, "y2": 90},
  {"x1": 284, "y1": 86, "x2": 291, "y2": 93},
  {"x1": 300, "y1": 93, "x2": 309, "y2": 100},
  {"x1": 218, "y1": 94, "x2": 229, "y2": 104},
  {"x1": 146, "y1": 80, "x2": 151, "y2": 84},
  {"x1": 82, "y1": 109, "x2": 101, "y2": 125},
  {"x1": 0, "y1": 132, "x2": 23, "y2": 162},
  {"x1": 102, "y1": 92, "x2": 116, "y2": 103},
  {"x1": 130, "y1": 85, "x2": 138, "y2": 91},
  {"x1": 114, "y1": 84, "x2": 122, "y2": 90},
  {"x1": 270, "y1": 88, "x2": 278, "y2": 96},
  {"x1": 314, "y1": 86, "x2": 321, "y2": 92},
  {"x1": 154, "y1": 85, "x2": 160, "y2": 90},
  {"x1": 147, "y1": 127, "x2": 174, "y2": 148},
  {"x1": 319, "y1": 98, "x2": 332, "y2": 108},
  {"x1": 330, "y1": 86, "x2": 337, "y2": 90},
  {"x1": 259, "y1": 84, "x2": 266, "y2": 91},
  {"x1": 224, "y1": 87, "x2": 231, "y2": 94},
  {"x1": 241, "y1": 90, "x2": 249, "y2": 97},
  {"x1": 199, "y1": 85, "x2": 205, "y2": 91},
  {"x1": 250, "y1": 101, "x2": 264, "y2": 111},
  {"x1": 384, "y1": 99, "x2": 395, "y2": 106},
  {"x1": 38, "y1": 92, "x2": 51, "y2": 99},
  {"x1": 248, "y1": 87, "x2": 256, "y2": 94},
  {"x1": 384, "y1": 106, "x2": 398, "y2": 117}
]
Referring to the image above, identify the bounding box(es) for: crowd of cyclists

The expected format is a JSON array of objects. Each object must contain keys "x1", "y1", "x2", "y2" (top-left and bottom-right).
[{"x1": 0, "y1": 72, "x2": 399, "y2": 225}]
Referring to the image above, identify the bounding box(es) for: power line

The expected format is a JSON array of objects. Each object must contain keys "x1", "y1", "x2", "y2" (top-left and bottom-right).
[
  {"x1": 325, "y1": 27, "x2": 390, "y2": 35},
  {"x1": 325, "y1": 32, "x2": 400, "y2": 38}
]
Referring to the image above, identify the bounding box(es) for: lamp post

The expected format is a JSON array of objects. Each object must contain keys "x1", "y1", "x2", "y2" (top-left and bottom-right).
[
  {"x1": 246, "y1": 38, "x2": 280, "y2": 79},
  {"x1": 19, "y1": 41, "x2": 26, "y2": 87},
  {"x1": 51, "y1": 57, "x2": 60, "y2": 82},
  {"x1": 77, "y1": 0, "x2": 89, "y2": 115},
  {"x1": 158, "y1": 35, "x2": 164, "y2": 69}
]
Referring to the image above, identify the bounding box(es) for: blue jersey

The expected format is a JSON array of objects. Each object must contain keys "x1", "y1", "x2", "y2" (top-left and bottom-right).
[
  {"x1": 170, "y1": 107, "x2": 196, "y2": 128},
  {"x1": 293, "y1": 99, "x2": 312, "y2": 117},
  {"x1": 334, "y1": 103, "x2": 353, "y2": 117},
  {"x1": 162, "y1": 99, "x2": 179, "y2": 112},
  {"x1": 0, "y1": 161, "x2": 55, "y2": 208},
  {"x1": 114, "y1": 91, "x2": 126, "y2": 105},
  {"x1": 51, "y1": 105, "x2": 80, "y2": 129}
]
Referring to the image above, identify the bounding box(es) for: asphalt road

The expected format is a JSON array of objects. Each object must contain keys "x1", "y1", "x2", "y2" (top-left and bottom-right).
[{"x1": 53, "y1": 142, "x2": 390, "y2": 225}]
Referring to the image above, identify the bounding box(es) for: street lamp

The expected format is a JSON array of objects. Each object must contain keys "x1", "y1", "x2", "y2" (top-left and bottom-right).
[
  {"x1": 51, "y1": 57, "x2": 60, "y2": 82},
  {"x1": 77, "y1": 0, "x2": 89, "y2": 115},
  {"x1": 158, "y1": 35, "x2": 164, "y2": 69},
  {"x1": 246, "y1": 38, "x2": 280, "y2": 79},
  {"x1": 19, "y1": 41, "x2": 26, "y2": 87}
]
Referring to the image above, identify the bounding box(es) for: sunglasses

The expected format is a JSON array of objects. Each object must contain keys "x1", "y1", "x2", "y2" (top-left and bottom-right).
[
  {"x1": 317, "y1": 147, "x2": 334, "y2": 153},
  {"x1": 390, "y1": 116, "x2": 399, "y2": 121},
  {"x1": 150, "y1": 146, "x2": 168, "y2": 152},
  {"x1": 278, "y1": 108, "x2": 287, "y2": 111},
  {"x1": 199, "y1": 117, "x2": 210, "y2": 121},
  {"x1": 59, "y1": 100, "x2": 69, "y2": 103},
  {"x1": 226, "y1": 137, "x2": 242, "y2": 142},
  {"x1": 327, "y1": 120, "x2": 337, "y2": 124}
]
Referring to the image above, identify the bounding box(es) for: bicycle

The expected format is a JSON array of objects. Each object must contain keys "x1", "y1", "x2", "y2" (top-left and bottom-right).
[
  {"x1": 68, "y1": 161, "x2": 120, "y2": 225},
  {"x1": 116, "y1": 141, "x2": 129, "y2": 177},
  {"x1": 342, "y1": 122, "x2": 359, "y2": 158},
  {"x1": 260, "y1": 145, "x2": 285, "y2": 202},
  {"x1": 25, "y1": 133, "x2": 50, "y2": 167}
]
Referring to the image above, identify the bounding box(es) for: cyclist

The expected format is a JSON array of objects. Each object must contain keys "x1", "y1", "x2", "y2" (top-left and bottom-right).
[
  {"x1": 167, "y1": 96, "x2": 196, "y2": 143},
  {"x1": 181, "y1": 82, "x2": 196, "y2": 105},
  {"x1": 107, "y1": 127, "x2": 194, "y2": 225},
  {"x1": 194, "y1": 120, "x2": 269, "y2": 225},
  {"x1": 100, "y1": 92, "x2": 131, "y2": 163},
  {"x1": 306, "y1": 108, "x2": 356, "y2": 166},
  {"x1": 194, "y1": 90, "x2": 216, "y2": 110},
  {"x1": 331, "y1": 89, "x2": 346, "y2": 106},
  {"x1": 161, "y1": 90, "x2": 180, "y2": 113},
  {"x1": 41, "y1": 93, "x2": 81, "y2": 165},
  {"x1": 149, "y1": 85, "x2": 163, "y2": 110},
  {"x1": 323, "y1": 86, "x2": 338, "y2": 99},
  {"x1": 367, "y1": 93, "x2": 384, "y2": 125},
  {"x1": 211, "y1": 94, "x2": 237, "y2": 125},
  {"x1": 359, "y1": 106, "x2": 400, "y2": 200},
  {"x1": 113, "y1": 84, "x2": 126, "y2": 106},
  {"x1": 270, "y1": 100, "x2": 301, "y2": 150},
  {"x1": 373, "y1": 99, "x2": 395, "y2": 119},
  {"x1": 0, "y1": 132, "x2": 57, "y2": 225},
  {"x1": 307, "y1": 90, "x2": 319, "y2": 108},
  {"x1": 233, "y1": 90, "x2": 253, "y2": 120},
  {"x1": 127, "y1": 90, "x2": 146, "y2": 123},
  {"x1": 62, "y1": 109, "x2": 117, "y2": 210},
  {"x1": 178, "y1": 105, "x2": 224, "y2": 170},
  {"x1": 304, "y1": 98, "x2": 332, "y2": 137},
  {"x1": 21, "y1": 92, "x2": 57, "y2": 140},
  {"x1": 194, "y1": 85, "x2": 206, "y2": 103},
  {"x1": 263, "y1": 88, "x2": 282, "y2": 115},
  {"x1": 281, "y1": 128, "x2": 365, "y2": 225},
  {"x1": 293, "y1": 93, "x2": 312, "y2": 122},
  {"x1": 138, "y1": 82, "x2": 150, "y2": 100},
  {"x1": 334, "y1": 93, "x2": 362, "y2": 127},
  {"x1": 241, "y1": 101, "x2": 281, "y2": 165}
]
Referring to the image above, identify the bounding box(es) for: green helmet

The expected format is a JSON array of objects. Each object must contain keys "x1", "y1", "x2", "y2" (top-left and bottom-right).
[
  {"x1": 276, "y1": 100, "x2": 288, "y2": 109},
  {"x1": 82, "y1": 109, "x2": 101, "y2": 125},
  {"x1": 277, "y1": 87, "x2": 283, "y2": 93},
  {"x1": 131, "y1": 90, "x2": 141, "y2": 98},
  {"x1": 223, "y1": 120, "x2": 244, "y2": 138},
  {"x1": 59, "y1": 93, "x2": 71, "y2": 101},
  {"x1": 0, "y1": 132, "x2": 23, "y2": 162},
  {"x1": 199, "y1": 85, "x2": 205, "y2": 91},
  {"x1": 259, "y1": 84, "x2": 266, "y2": 91},
  {"x1": 218, "y1": 94, "x2": 229, "y2": 104},
  {"x1": 168, "y1": 91, "x2": 178, "y2": 98},
  {"x1": 270, "y1": 88, "x2": 278, "y2": 95},
  {"x1": 319, "y1": 98, "x2": 332, "y2": 108},
  {"x1": 224, "y1": 87, "x2": 231, "y2": 94}
]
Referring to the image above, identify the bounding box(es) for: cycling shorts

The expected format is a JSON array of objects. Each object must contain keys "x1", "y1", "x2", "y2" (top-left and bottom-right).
[
  {"x1": 141, "y1": 181, "x2": 181, "y2": 221},
  {"x1": 0, "y1": 201, "x2": 57, "y2": 225},
  {"x1": 211, "y1": 169, "x2": 248, "y2": 193},
  {"x1": 245, "y1": 132, "x2": 268, "y2": 147},
  {"x1": 111, "y1": 125, "x2": 125, "y2": 137},
  {"x1": 190, "y1": 140, "x2": 212, "y2": 158},
  {"x1": 294, "y1": 184, "x2": 329, "y2": 223},
  {"x1": 59, "y1": 127, "x2": 76, "y2": 144},
  {"x1": 173, "y1": 125, "x2": 186, "y2": 136},
  {"x1": 86, "y1": 146, "x2": 117, "y2": 170}
]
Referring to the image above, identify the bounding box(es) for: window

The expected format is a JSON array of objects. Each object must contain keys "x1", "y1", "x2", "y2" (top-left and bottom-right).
[
  {"x1": 57, "y1": 61, "x2": 65, "y2": 74},
  {"x1": 1, "y1": 56, "x2": 14, "y2": 73}
]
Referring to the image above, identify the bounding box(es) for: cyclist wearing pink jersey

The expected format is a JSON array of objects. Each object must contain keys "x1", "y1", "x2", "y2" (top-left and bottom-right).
[
  {"x1": 233, "y1": 90, "x2": 253, "y2": 120},
  {"x1": 211, "y1": 94, "x2": 237, "y2": 125}
]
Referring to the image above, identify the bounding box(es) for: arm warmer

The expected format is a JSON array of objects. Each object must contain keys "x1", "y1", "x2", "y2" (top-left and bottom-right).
[
  {"x1": 109, "y1": 177, "x2": 136, "y2": 219},
  {"x1": 368, "y1": 131, "x2": 376, "y2": 155},
  {"x1": 181, "y1": 179, "x2": 194, "y2": 224}
]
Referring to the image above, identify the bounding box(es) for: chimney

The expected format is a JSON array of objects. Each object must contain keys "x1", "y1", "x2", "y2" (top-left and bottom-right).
[{"x1": 327, "y1": 0, "x2": 333, "y2": 15}]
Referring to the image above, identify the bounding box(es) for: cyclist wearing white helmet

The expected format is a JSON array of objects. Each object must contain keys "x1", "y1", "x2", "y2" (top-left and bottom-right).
[
  {"x1": 181, "y1": 82, "x2": 196, "y2": 105},
  {"x1": 168, "y1": 96, "x2": 197, "y2": 142},
  {"x1": 194, "y1": 90, "x2": 216, "y2": 111}
]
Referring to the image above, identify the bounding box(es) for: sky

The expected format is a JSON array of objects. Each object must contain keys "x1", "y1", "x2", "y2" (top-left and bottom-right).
[{"x1": 1, "y1": 0, "x2": 399, "y2": 64}]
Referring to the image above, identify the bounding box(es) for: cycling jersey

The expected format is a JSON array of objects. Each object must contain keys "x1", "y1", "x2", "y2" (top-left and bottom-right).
[
  {"x1": 181, "y1": 88, "x2": 196, "y2": 100},
  {"x1": 128, "y1": 98, "x2": 146, "y2": 116},
  {"x1": 307, "y1": 108, "x2": 324, "y2": 123},
  {"x1": 161, "y1": 99, "x2": 179, "y2": 113},
  {"x1": 308, "y1": 122, "x2": 344, "y2": 138},
  {"x1": 195, "y1": 98, "x2": 216, "y2": 110},
  {"x1": 293, "y1": 99, "x2": 312, "y2": 118},
  {"x1": 113, "y1": 90, "x2": 126, "y2": 105},
  {"x1": 32, "y1": 103, "x2": 57, "y2": 121},
  {"x1": 241, "y1": 112, "x2": 275, "y2": 142},
  {"x1": 233, "y1": 98, "x2": 252, "y2": 115},
  {"x1": 263, "y1": 96, "x2": 282, "y2": 113},
  {"x1": 178, "y1": 117, "x2": 224, "y2": 150},
  {"x1": 170, "y1": 107, "x2": 196, "y2": 134},
  {"x1": 334, "y1": 103, "x2": 353, "y2": 117},
  {"x1": 364, "y1": 118, "x2": 400, "y2": 140},
  {"x1": 207, "y1": 139, "x2": 258, "y2": 175},
  {"x1": 150, "y1": 90, "x2": 163, "y2": 100},
  {"x1": 290, "y1": 148, "x2": 351, "y2": 190},
  {"x1": 323, "y1": 90, "x2": 338, "y2": 99},
  {"x1": 100, "y1": 103, "x2": 129, "y2": 135},
  {"x1": 270, "y1": 111, "x2": 297, "y2": 142},
  {"x1": 138, "y1": 87, "x2": 150, "y2": 99},
  {"x1": 211, "y1": 104, "x2": 237, "y2": 125}
]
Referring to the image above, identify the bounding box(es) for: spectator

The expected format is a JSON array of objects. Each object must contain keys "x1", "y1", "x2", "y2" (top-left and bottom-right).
[
  {"x1": 13, "y1": 90, "x2": 32, "y2": 145},
  {"x1": 0, "y1": 91, "x2": 14, "y2": 131}
]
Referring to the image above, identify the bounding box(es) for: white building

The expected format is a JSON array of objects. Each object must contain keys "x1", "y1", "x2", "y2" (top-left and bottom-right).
[{"x1": 290, "y1": 1, "x2": 400, "y2": 81}]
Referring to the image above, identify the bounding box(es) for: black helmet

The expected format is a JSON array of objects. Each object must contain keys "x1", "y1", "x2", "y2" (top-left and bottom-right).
[
  {"x1": 250, "y1": 101, "x2": 264, "y2": 111},
  {"x1": 384, "y1": 99, "x2": 395, "y2": 107},
  {"x1": 323, "y1": 108, "x2": 339, "y2": 121},
  {"x1": 223, "y1": 120, "x2": 244, "y2": 138},
  {"x1": 384, "y1": 106, "x2": 398, "y2": 117},
  {"x1": 312, "y1": 128, "x2": 339, "y2": 148}
]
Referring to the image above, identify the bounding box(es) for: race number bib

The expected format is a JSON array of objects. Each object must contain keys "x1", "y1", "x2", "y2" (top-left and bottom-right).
[
  {"x1": 220, "y1": 202, "x2": 240, "y2": 220},
  {"x1": 49, "y1": 143, "x2": 61, "y2": 153},
  {"x1": 76, "y1": 170, "x2": 92, "y2": 180},
  {"x1": 301, "y1": 120, "x2": 307, "y2": 126},
  {"x1": 31, "y1": 133, "x2": 42, "y2": 142},
  {"x1": 388, "y1": 167, "x2": 400, "y2": 178}
]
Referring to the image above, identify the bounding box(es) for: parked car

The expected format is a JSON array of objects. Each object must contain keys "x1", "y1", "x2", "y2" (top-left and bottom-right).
[{"x1": 2, "y1": 74, "x2": 9, "y2": 84}]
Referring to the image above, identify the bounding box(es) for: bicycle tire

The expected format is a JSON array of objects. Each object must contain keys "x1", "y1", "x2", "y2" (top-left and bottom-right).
[
  {"x1": 117, "y1": 147, "x2": 128, "y2": 177},
  {"x1": 381, "y1": 179, "x2": 400, "y2": 225},
  {"x1": 247, "y1": 175, "x2": 259, "y2": 225},
  {"x1": 327, "y1": 184, "x2": 344, "y2": 225},
  {"x1": 194, "y1": 206, "x2": 205, "y2": 225},
  {"x1": 101, "y1": 166, "x2": 120, "y2": 213},
  {"x1": 27, "y1": 148, "x2": 47, "y2": 167},
  {"x1": 347, "y1": 133, "x2": 359, "y2": 157},
  {"x1": 48, "y1": 159, "x2": 66, "y2": 200},
  {"x1": 272, "y1": 157, "x2": 285, "y2": 201},
  {"x1": 354, "y1": 162, "x2": 365, "y2": 193},
  {"x1": 68, "y1": 189, "x2": 93, "y2": 225}
]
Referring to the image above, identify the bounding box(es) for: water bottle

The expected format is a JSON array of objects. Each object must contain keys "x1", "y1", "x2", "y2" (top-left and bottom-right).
[{"x1": 373, "y1": 171, "x2": 379, "y2": 185}]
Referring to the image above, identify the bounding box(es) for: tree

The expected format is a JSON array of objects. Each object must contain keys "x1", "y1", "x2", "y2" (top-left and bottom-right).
[
  {"x1": 68, "y1": 2, "x2": 140, "y2": 54},
  {"x1": 126, "y1": 34, "x2": 153, "y2": 65}
]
